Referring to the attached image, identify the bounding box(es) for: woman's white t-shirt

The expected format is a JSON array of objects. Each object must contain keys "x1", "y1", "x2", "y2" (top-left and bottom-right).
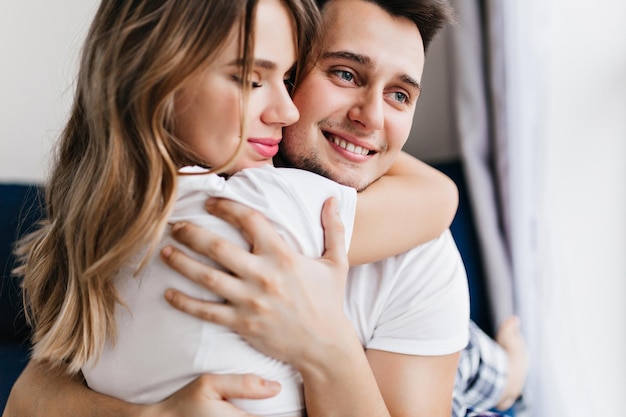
[{"x1": 82, "y1": 165, "x2": 357, "y2": 417}]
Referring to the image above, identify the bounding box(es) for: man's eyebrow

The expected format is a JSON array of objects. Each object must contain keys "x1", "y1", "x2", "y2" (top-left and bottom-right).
[
  {"x1": 321, "y1": 50, "x2": 371, "y2": 66},
  {"x1": 400, "y1": 74, "x2": 421, "y2": 93},
  {"x1": 321, "y1": 50, "x2": 421, "y2": 92}
]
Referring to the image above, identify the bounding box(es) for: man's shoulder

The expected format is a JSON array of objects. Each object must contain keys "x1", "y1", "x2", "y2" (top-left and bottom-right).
[
  {"x1": 345, "y1": 229, "x2": 470, "y2": 354},
  {"x1": 347, "y1": 229, "x2": 464, "y2": 288}
]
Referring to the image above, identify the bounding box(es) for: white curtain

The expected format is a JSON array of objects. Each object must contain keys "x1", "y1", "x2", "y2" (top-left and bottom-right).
[
  {"x1": 447, "y1": 1, "x2": 551, "y2": 415},
  {"x1": 500, "y1": 2, "x2": 550, "y2": 415},
  {"x1": 447, "y1": 0, "x2": 515, "y2": 329}
]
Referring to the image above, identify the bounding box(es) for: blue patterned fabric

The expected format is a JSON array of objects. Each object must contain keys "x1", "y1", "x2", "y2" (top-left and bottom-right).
[{"x1": 453, "y1": 321, "x2": 509, "y2": 416}]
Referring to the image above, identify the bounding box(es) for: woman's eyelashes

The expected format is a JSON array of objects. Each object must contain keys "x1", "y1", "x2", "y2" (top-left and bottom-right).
[
  {"x1": 231, "y1": 72, "x2": 295, "y2": 92},
  {"x1": 283, "y1": 71, "x2": 296, "y2": 93},
  {"x1": 231, "y1": 73, "x2": 263, "y2": 88},
  {"x1": 283, "y1": 79, "x2": 294, "y2": 94}
]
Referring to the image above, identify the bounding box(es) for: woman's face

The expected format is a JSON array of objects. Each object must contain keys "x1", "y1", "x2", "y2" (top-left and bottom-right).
[{"x1": 173, "y1": 0, "x2": 299, "y2": 174}]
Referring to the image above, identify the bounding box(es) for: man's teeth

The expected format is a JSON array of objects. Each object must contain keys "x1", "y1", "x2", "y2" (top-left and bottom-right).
[{"x1": 330, "y1": 136, "x2": 370, "y2": 155}]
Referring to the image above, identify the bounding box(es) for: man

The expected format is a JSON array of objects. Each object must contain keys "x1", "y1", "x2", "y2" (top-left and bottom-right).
[{"x1": 4, "y1": 0, "x2": 525, "y2": 416}]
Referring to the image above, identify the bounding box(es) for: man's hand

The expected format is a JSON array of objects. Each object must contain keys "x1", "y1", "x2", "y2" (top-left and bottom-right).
[
  {"x1": 142, "y1": 374, "x2": 281, "y2": 417},
  {"x1": 160, "y1": 197, "x2": 400, "y2": 417},
  {"x1": 160, "y1": 196, "x2": 354, "y2": 367}
]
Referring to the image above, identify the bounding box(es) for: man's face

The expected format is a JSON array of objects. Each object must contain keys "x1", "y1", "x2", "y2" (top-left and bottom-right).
[{"x1": 280, "y1": 0, "x2": 425, "y2": 190}]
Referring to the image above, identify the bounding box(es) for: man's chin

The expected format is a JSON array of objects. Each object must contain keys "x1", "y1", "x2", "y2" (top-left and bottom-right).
[
  {"x1": 324, "y1": 170, "x2": 373, "y2": 192},
  {"x1": 278, "y1": 150, "x2": 374, "y2": 190},
  {"x1": 300, "y1": 163, "x2": 373, "y2": 191}
]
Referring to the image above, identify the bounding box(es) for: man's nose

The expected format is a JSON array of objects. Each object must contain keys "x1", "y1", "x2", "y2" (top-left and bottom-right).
[{"x1": 347, "y1": 88, "x2": 384, "y2": 131}]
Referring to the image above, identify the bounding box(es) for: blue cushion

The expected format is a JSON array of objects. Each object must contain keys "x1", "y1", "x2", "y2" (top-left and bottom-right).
[
  {"x1": 432, "y1": 161, "x2": 494, "y2": 335},
  {"x1": 1, "y1": 184, "x2": 43, "y2": 342},
  {"x1": 0, "y1": 184, "x2": 43, "y2": 411}
]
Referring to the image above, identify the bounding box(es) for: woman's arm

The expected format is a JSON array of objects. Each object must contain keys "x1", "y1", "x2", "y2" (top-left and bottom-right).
[{"x1": 349, "y1": 151, "x2": 458, "y2": 265}]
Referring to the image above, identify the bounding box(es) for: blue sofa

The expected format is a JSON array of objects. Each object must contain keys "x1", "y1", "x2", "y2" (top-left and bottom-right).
[
  {"x1": 0, "y1": 160, "x2": 500, "y2": 413},
  {"x1": 0, "y1": 184, "x2": 44, "y2": 409}
]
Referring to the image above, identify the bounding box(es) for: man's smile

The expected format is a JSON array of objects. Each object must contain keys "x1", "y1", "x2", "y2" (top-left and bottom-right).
[{"x1": 322, "y1": 130, "x2": 377, "y2": 159}]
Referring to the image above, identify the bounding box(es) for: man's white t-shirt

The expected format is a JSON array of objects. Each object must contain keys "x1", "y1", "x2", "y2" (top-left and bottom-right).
[
  {"x1": 345, "y1": 230, "x2": 469, "y2": 356},
  {"x1": 82, "y1": 164, "x2": 469, "y2": 417}
]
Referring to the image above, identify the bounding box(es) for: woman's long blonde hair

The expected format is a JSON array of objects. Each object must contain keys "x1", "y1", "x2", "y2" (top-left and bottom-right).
[{"x1": 15, "y1": 0, "x2": 321, "y2": 373}]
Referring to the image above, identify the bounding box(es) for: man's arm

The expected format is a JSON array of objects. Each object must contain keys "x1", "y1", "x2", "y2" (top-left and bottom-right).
[
  {"x1": 367, "y1": 350, "x2": 460, "y2": 417},
  {"x1": 3, "y1": 361, "x2": 142, "y2": 417},
  {"x1": 163, "y1": 198, "x2": 462, "y2": 417},
  {"x1": 3, "y1": 360, "x2": 280, "y2": 417}
]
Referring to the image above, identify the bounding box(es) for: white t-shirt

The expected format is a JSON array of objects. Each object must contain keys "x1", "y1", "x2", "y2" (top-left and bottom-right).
[
  {"x1": 82, "y1": 164, "x2": 470, "y2": 417},
  {"x1": 345, "y1": 230, "x2": 469, "y2": 356},
  {"x1": 82, "y1": 165, "x2": 356, "y2": 417}
]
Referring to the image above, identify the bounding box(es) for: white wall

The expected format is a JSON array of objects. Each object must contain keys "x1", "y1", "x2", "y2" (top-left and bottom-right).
[
  {"x1": 406, "y1": 27, "x2": 460, "y2": 163},
  {"x1": 0, "y1": 1, "x2": 98, "y2": 183},
  {"x1": 1, "y1": 2, "x2": 624, "y2": 416}
]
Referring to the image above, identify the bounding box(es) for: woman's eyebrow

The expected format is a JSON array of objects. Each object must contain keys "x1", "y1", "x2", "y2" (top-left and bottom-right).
[{"x1": 228, "y1": 58, "x2": 277, "y2": 70}]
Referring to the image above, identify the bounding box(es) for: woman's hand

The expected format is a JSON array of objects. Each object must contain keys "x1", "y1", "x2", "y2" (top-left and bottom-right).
[{"x1": 161, "y1": 197, "x2": 354, "y2": 368}]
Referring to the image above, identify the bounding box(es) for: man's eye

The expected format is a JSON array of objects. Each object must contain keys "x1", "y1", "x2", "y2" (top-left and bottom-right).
[
  {"x1": 392, "y1": 91, "x2": 409, "y2": 103},
  {"x1": 333, "y1": 69, "x2": 355, "y2": 83}
]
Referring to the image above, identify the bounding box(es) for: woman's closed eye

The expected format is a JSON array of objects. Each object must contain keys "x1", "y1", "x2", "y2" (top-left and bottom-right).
[{"x1": 231, "y1": 74, "x2": 263, "y2": 88}]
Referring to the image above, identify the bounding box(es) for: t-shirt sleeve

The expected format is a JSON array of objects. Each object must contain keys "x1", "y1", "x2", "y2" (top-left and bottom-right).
[{"x1": 366, "y1": 231, "x2": 470, "y2": 356}]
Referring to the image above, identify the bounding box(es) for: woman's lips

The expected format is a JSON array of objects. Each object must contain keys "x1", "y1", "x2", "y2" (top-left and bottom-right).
[{"x1": 248, "y1": 138, "x2": 281, "y2": 158}]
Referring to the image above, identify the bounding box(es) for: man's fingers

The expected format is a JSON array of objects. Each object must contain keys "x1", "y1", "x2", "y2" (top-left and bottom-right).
[
  {"x1": 164, "y1": 288, "x2": 238, "y2": 326},
  {"x1": 194, "y1": 374, "x2": 281, "y2": 400},
  {"x1": 161, "y1": 244, "x2": 247, "y2": 302},
  {"x1": 168, "y1": 221, "x2": 258, "y2": 278},
  {"x1": 205, "y1": 198, "x2": 284, "y2": 253},
  {"x1": 320, "y1": 197, "x2": 348, "y2": 266}
]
